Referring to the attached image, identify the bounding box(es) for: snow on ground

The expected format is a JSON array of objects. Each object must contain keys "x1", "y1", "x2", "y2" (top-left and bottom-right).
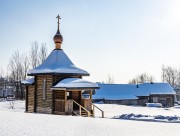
[
  {"x1": 94, "y1": 104, "x2": 180, "y2": 118},
  {"x1": 0, "y1": 101, "x2": 180, "y2": 136},
  {"x1": 0, "y1": 100, "x2": 25, "y2": 112}
]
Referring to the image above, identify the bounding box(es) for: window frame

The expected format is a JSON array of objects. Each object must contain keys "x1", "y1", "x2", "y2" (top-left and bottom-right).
[{"x1": 42, "y1": 78, "x2": 47, "y2": 100}]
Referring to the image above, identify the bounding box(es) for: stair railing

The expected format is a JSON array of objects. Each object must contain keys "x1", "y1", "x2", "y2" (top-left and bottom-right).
[
  {"x1": 84, "y1": 99, "x2": 104, "y2": 118},
  {"x1": 72, "y1": 100, "x2": 92, "y2": 117}
]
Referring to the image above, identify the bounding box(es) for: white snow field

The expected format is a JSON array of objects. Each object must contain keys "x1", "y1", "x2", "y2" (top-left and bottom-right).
[
  {"x1": 0, "y1": 101, "x2": 180, "y2": 136},
  {"x1": 95, "y1": 104, "x2": 180, "y2": 118}
]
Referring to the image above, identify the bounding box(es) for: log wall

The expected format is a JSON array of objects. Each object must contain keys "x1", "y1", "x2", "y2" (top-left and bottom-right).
[
  {"x1": 32, "y1": 75, "x2": 83, "y2": 114},
  {"x1": 27, "y1": 86, "x2": 35, "y2": 113},
  {"x1": 36, "y1": 75, "x2": 53, "y2": 114}
]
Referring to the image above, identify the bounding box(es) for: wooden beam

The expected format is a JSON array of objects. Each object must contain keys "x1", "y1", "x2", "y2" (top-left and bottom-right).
[
  {"x1": 64, "y1": 91, "x2": 67, "y2": 102},
  {"x1": 64, "y1": 91, "x2": 67, "y2": 112},
  {"x1": 90, "y1": 90, "x2": 92, "y2": 101},
  {"x1": 34, "y1": 76, "x2": 37, "y2": 113},
  {"x1": 25, "y1": 86, "x2": 28, "y2": 112},
  {"x1": 80, "y1": 90, "x2": 82, "y2": 99},
  {"x1": 80, "y1": 90, "x2": 82, "y2": 105},
  {"x1": 52, "y1": 90, "x2": 55, "y2": 114}
]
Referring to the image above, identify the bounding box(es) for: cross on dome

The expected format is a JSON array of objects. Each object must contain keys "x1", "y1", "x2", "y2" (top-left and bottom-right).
[
  {"x1": 56, "y1": 15, "x2": 61, "y2": 32},
  {"x1": 53, "y1": 15, "x2": 63, "y2": 49}
]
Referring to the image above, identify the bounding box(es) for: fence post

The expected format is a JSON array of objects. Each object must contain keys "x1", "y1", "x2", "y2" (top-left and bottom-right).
[
  {"x1": 79, "y1": 107, "x2": 81, "y2": 116},
  {"x1": 92, "y1": 105, "x2": 95, "y2": 117}
]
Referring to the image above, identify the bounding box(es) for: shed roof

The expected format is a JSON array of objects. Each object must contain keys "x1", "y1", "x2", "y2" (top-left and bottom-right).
[
  {"x1": 93, "y1": 83, "x2": 175, "y2": 100},
  {"x1": 27, "y1": 49, "x2": 89, "y2": 76},
  {"x1": 52, "y1": 78, "x2": 99, "y2": 90}
]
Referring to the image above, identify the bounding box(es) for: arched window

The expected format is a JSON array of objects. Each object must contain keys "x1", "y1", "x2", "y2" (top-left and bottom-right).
[{"x1": 43, "y1": 78, "x2": 46, "y2": 100}]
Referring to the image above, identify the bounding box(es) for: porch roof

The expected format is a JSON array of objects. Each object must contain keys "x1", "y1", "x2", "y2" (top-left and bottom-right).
[
  {"x1": 21, "y1": 78, "x2": 34, "y2": 85},
  {"x1": 51, "y1": 78, "x2": 99, "y2": 90}
]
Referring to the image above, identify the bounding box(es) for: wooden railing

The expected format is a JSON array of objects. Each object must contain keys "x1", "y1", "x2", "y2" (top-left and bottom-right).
[
  {"x1": 84, "y1": 99, "x2": 104, "y2": 118},
  {"x1": 72, "y1": 100, "x2": 92, "y2": 117}
]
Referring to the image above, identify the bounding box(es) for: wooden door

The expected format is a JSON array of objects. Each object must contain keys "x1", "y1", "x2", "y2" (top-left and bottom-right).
[
  {"x1": 166, "y1": 97, "x2": 172, "y2": 107},
  {"x1": 54, "y1": 91, "x2": 65, "y2": 113},
  {"x1": 72, "y1": 91, "x2": 81, "y2": 110}
]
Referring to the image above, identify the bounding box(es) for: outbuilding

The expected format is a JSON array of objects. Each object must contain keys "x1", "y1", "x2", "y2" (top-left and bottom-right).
[{"x1": 93, "y1": 83, "x2": 175, "y2": 107}]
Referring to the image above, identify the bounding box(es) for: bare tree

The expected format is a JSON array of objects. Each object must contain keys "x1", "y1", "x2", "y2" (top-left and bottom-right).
[
  {"x1": 129, "y1": 73, "x2": 155, "y2": 84},
  {"x1": 22, "y1": 53, "x2": 30, "y2": 80},
  {"x1": 105, "y1": 74, "x2": 114, "y2": 84},
  {"x1": 129, "y1": 78, "x2": 137, "y2": 84},
  {"x1": 7, "y1": 41, "x2": 48, "y2": 99},
  {"x1": 176, "y1": 70, "x2": 180, "y2": 87},
  {"x1": 29, "y1": 41, "x2": 48, "y2": 68},
  {"x1": 7, "y1": 51, "x2": 30, "y2": 99},
  {"x1": 39, "y1": 43, "x2": 47, "y2": 64},
  {"x1": 29, "y1": 41, "x2": 39, "y2": 68},
  {"x1": 161, "y1": 65, "x2": 178, "y2": 87},
  {"x1": 8, "y1": 51, "x2": 22, "y2": 81},
  {"x1": 0, "y1": 68, "x2": 4, "y2": 90},
  {"x1": 0, "y1": 68, "x2": 4, "y2": 78},
  {"x1": 161, "y1": 65, "x2": 166, "y2": 82},
  {"x1": 8, "y1": 51, "x2": 23, "y2": 97}
]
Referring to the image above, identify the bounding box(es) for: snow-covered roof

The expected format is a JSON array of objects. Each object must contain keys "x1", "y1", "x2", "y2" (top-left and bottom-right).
[
  {"x1": 93, "y1": 84, "x2": 138, "y2": 100},
  {"x1": 21, "y1": 78, "x2": 34, "y2": 85},
  {"x1": 93, "y1": 83, "x2": 175, "y2": 100},
  {"x1": 28, "y1": 49, "x2": 89, "y2": 76},
  {"x1": 52, "y1": 78, "x2": 99, "y2": 90},
  {"x1": 136, "y1": 83, "x2": 175, "y2": 96}
]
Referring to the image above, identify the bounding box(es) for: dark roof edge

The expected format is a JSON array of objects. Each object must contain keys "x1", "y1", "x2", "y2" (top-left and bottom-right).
[
  {"x1": 53, "y1": 48, "x2": 62, "y2": 51},
  {"x1": 52, "y1": 87, "x2": 100, "y2": 90},
  {"x1": 27, "y1": 73, "x2": 90, "y2": 76},
  {"x1": 21, "y1": 83, "x2": 34, "y2": 86}
]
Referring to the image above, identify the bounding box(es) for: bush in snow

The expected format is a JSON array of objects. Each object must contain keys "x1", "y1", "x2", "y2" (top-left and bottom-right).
[{"x1": 146, "y1": 103, "x2": 162, "y2": 108}]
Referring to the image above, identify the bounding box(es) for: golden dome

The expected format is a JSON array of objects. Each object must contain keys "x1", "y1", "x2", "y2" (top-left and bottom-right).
[{"x1": 53, "y1": 30, "x2": 63, "y2": 44}]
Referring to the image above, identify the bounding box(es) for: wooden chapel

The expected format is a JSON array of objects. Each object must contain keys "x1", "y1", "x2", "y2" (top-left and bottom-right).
[{"x1": 22, "y1": 15, "x2": 103, "y2": 117}]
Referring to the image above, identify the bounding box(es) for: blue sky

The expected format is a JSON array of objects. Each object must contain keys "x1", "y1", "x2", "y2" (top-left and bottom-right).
[{"x1": 0, "y1": 0, "x2": 180, "y2": 83}]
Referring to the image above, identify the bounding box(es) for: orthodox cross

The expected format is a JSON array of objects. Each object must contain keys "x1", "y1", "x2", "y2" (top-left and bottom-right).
[{"x1": 56, "y1": 15, "x2": 61, "y2": 31}]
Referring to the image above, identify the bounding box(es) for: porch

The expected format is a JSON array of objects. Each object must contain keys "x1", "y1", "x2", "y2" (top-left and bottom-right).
[
  {"x1": 51, "y1": 78, "x2": 104, "y2": 117},
  {"x1": 53, "y1": 90, "x2": 103, "y2": 117}
]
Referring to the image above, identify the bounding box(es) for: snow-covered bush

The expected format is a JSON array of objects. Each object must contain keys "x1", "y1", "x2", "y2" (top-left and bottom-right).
[{"x1": 146, "y1": 103, "x2": 162, "y2": 107}]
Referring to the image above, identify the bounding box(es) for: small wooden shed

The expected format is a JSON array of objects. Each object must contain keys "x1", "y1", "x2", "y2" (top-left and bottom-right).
[{"x1": 22, "y1": 15, "x2": 103, "y2": 117}]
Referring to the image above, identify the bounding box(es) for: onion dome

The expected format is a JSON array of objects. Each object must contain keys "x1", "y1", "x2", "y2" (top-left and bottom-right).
[
  {"x1": 54, "y1": 15, "x2": 63, "y2": 49},
  {"x1": 53, "y1": 28, "x2": 63, "y2": 44}
]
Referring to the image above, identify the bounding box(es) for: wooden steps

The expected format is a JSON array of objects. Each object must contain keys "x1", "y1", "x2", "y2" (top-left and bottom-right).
[
  {"x1": 71, "y1": 100, "x2": 104, "y2": 118},
  {"x1": 72, "y1": 109, "x2": 92, "y2": 117},
  {"x1": 72, "y1": 110, "x2": 79, "y2": 116},
  {"x1": 81, "y1": 109, "x2": 88, "y2": 117}
]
